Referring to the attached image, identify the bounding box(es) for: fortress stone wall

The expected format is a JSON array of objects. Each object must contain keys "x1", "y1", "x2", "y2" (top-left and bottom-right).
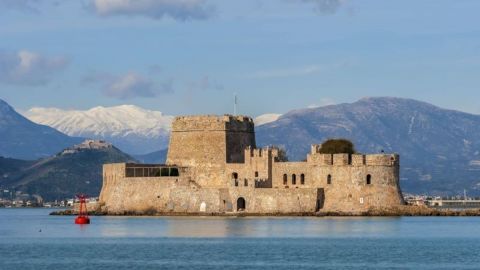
[{"x1": 99, "y1": 115, "x2": 405, "y2": 215}]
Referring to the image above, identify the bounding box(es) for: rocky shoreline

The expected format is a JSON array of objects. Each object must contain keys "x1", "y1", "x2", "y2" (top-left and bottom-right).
[{"x1": 50, "y1": 206, "x2": 480, "y2": 217}]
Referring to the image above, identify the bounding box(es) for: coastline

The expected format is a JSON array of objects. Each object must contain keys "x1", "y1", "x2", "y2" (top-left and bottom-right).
[{"x1": 50, "y1": 206, "x2": 480, "y2": 217}]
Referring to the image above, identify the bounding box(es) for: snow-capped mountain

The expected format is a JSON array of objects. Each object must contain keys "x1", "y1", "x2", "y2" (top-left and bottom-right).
[
  {"x1": 254, "y1": 113, "x2": 282, "y2": 126},
  {"x1": 24, "y1": 105, "x2": 173, "y2": 155}
]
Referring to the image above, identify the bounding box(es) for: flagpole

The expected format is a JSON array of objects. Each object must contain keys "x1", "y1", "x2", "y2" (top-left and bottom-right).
[{"x1": 234, "y1": 93, "x2": 237, "y2": 116}]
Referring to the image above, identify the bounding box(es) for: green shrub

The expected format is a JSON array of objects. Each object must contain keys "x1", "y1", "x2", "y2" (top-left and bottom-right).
[{"x1": 319, "y1": 139, "x2": 356, "y2": 154}]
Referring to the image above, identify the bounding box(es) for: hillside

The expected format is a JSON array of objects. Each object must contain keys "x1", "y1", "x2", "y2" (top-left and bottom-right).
[
  {"x1": 0, "y1": 99, "x2": 83, "y2": 160},
  {"x1": 256, "y1": 97, "x2": 480, "y2": 196},
  {"x1": 2, "y1": 140, "x2": 136, "y2": 201}
]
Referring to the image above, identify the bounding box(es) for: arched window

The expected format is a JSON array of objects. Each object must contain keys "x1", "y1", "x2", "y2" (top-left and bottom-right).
[
  {"x1": 366, "y1": 174, "x2": 372, "y2": 185},
  {"x1": 327, "y1": 174, "x2": 332, "y2": 185},
  {"x1": 292, "y1": 174, "x2": 296, "y2": 185},
  {"x1": 300, "y1": 174, "x2": 305, "y2": 185},
  {"x1": 283, "y1": 174, "x2": 288, "y2": 185}
]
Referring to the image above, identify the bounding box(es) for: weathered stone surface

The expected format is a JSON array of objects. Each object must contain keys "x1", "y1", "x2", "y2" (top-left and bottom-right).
[{"x1": 99, "y1": 115, "x2": 404, "y2": 215}]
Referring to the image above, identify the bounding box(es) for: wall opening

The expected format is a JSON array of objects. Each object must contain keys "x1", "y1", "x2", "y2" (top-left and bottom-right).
[
  {"x1": 300, "y1": 174, "x2": 305, "y2": 185},
  {"x1": 170, "y1": 168, "x2": 179, "y2": 176},
  {"x1": 283, "y1": 174, "x2": 288, "y2": 185},
  {"x1": 316, "y1": 188, "x2": 325, "y2": 211},
  {"x1": 366, "y1": 174, "x2": 372, "y2": 185},
  {"x1": 292, "y1": 174, "x2": 296, "y2": 185},
  {"x1": 200, "y1": 202, "x2": 206, "y2": 212},
  {"x1": 327, "y1": 174, "x2": 332, "y2": 185},
  {"x1": 244, "y1": 179, "x2": 248, "y2": 187},
  {"x1": 255, "y1": 171, "x2": 259, "y2": 177},
  {"x1": 233, "y1": 172, "x2": 239, "y2": 186},
  {"x1": 237, "y1": 197, "x2": 246, "y2": 211}
]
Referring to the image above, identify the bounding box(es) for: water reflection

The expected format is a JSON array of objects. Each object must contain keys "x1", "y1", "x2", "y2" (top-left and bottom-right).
[
  {"x1": 96, "y1": 216, "x2": 403, "y2": 238},
  {"x1": 2, "y1": 209, "x2": 480, "y2": 239}
]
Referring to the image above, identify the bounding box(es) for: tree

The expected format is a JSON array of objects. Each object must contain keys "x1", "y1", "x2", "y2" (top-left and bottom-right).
[{"x1": 319, "y1": 139, "x2": 356, "y2": 154}]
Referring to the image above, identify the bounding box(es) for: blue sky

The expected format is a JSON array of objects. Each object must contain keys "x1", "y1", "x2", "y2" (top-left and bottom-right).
[{"x1": 0, "y1": 0, "x2": 479, "y2": 116}]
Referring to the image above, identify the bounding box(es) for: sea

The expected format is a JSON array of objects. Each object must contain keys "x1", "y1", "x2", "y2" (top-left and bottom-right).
[{"x1": 1, "y1": 208, "x2": 480, "y2": 269}]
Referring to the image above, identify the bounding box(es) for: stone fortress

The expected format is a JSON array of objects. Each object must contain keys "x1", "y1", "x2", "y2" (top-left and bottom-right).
[{"x1": 99, "y1": 115, "x2": 405, "y2": 215}]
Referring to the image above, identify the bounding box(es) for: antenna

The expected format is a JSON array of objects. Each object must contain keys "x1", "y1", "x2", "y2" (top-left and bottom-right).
[{"x1": 234, "y1": 93, "x2": 237, "y2": 116}]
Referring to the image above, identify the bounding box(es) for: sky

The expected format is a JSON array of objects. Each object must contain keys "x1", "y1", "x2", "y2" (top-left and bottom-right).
[{"x1": 0, "y1": 0, "x2": 479, "y2": 116}]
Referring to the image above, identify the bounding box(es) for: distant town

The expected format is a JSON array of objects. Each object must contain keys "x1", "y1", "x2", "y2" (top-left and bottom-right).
[
  {"x1": 0, "y1": 189, "x2": 98, "y2": 208},
  {"x1": 2, "y1": 188, "x2": 480, "y2": 210}
]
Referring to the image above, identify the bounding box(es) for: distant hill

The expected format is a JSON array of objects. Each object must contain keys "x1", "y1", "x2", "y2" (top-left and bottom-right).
[
  {"x1": 133, "y1": 149, "x2": 168, "y2": 164},
  {"x1": 0, "y1": 156, "x2": 34, "y2": 180},
  {"x1": 24, "y1": 105, "x2": 172, "y2": 155},
  {"x1": 1, "y1": 140, "x2": 136, "y2": 201},
  {"x1": 0, "y1": 99, "x2": 83, "y2": 160},
  {"x1": 256, "y1": 97, "x2": 480, "y2": 196}
]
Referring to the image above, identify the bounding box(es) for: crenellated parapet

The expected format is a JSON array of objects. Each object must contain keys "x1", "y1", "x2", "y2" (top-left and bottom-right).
[
  {"x1": 307, "y1": 144, "x2": 398, "y2": 166},
  {"x1": 244, "y1": 146, "x2": 279, "y2": 160},
  {"x1": 171, "y1": 114, "x2": 254, "y2": 132}
]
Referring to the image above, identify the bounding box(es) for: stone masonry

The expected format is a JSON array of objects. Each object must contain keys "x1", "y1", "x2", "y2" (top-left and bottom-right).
[{"x1": 99, "y1": 115, "x2": 405, "y2": 215}]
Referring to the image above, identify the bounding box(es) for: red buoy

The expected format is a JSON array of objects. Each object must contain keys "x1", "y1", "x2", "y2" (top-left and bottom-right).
[{"x1": 75, "y1": 194, "x2": 90, "y2": 225}]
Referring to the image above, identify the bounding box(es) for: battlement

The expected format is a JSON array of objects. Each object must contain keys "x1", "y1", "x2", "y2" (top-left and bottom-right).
[
  {"x1": 308, "y1": 145, "x2": 398, "y2": 166},
  {"x1": 172, "y1": 114, "x2": 254, "y2": 132},
  {"x1": 245, "y1": 146, "x2": 279, "y2": 159}
]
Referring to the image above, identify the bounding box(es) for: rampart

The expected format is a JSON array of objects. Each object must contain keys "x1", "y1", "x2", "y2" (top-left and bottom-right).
[{"x1": 99, "y1": 115, "x2": 405, "y2": 215}]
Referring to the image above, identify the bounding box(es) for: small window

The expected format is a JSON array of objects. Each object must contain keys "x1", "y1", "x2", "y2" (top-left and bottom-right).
[
  {"x1": 244, "y1": 179, "x2": 248, "y2": 187},
  {"x1": 327, "y1": 174, "x2": 332, "y2": 185},
  {"x1": 235, "y1": 179, "x2": 238, "y2": 187},
  {"x1": 160, "y1": 168, "x2": 169, "y2": 177},
  {"x1": 366, "y1": 174, "x2": 372, "y2": 185},
  {"x1": 283, "y1": 174, "x2": 288, "y2": 185},
  {"x1": 232, "y1": 172, "x2": 238, "y2": 179},
  {"x1": 255, "y1": 171, "x2": 259, "y2": 177},
  {"x1": 300, "y1": 174, "x2": 305, "y2": 185},
  {"x1": 170, "y1": 168, "x2": 179, "y2": 177},
  {"x1": 292, "y1": 174, "x2": 296, "y2": 185}
]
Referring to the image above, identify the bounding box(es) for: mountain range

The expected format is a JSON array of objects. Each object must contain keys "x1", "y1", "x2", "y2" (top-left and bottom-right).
[
  {"x1": 24, "y1": 105, "x2": 172, "y2": 155},
  {"x1": 0, "y1": 99, "x2": 82, "y2": 160},
  {"x1": 256, "y1": 97, "x2": 480, "y2": 196}
]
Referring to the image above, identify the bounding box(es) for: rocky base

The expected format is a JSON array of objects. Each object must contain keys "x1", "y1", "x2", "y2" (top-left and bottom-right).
[{"x1": 50, "y1": 205, "x2": 480, "y2": 217}]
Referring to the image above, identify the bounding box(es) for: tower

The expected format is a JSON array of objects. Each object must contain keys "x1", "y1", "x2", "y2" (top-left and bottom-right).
[{"x1": 166, "y1": 115, "x2": 256, "y2": 166}]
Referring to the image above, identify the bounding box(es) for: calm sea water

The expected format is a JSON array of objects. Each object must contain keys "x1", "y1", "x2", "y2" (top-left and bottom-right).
[{"x1": 1, "y1": 209, "x2": 480, "y2": 269}]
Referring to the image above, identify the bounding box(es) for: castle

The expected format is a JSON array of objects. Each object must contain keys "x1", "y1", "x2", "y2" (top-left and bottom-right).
[{"x1": 99, "y1": 115, "x2": 405, "y2": 215}]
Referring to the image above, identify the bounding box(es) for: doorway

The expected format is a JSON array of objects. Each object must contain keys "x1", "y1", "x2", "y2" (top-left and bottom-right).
[{"x1": 237, "y1": 197, "x2": 246, "y2": 211}]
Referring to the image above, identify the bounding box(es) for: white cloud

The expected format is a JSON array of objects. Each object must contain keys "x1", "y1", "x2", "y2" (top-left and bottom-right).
[
  {"x1": 250, "y1": 65, "x2": 323, "y2": 79},
  {"x1": 0, "y1": 50, "x2": 68, "y2": 85},
  {"x1": 83, "y1": 71, "x2": 173, "y2": 100},
  {"x1": 90, "y1": 0, "x2": 214, "y2": 21}
]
